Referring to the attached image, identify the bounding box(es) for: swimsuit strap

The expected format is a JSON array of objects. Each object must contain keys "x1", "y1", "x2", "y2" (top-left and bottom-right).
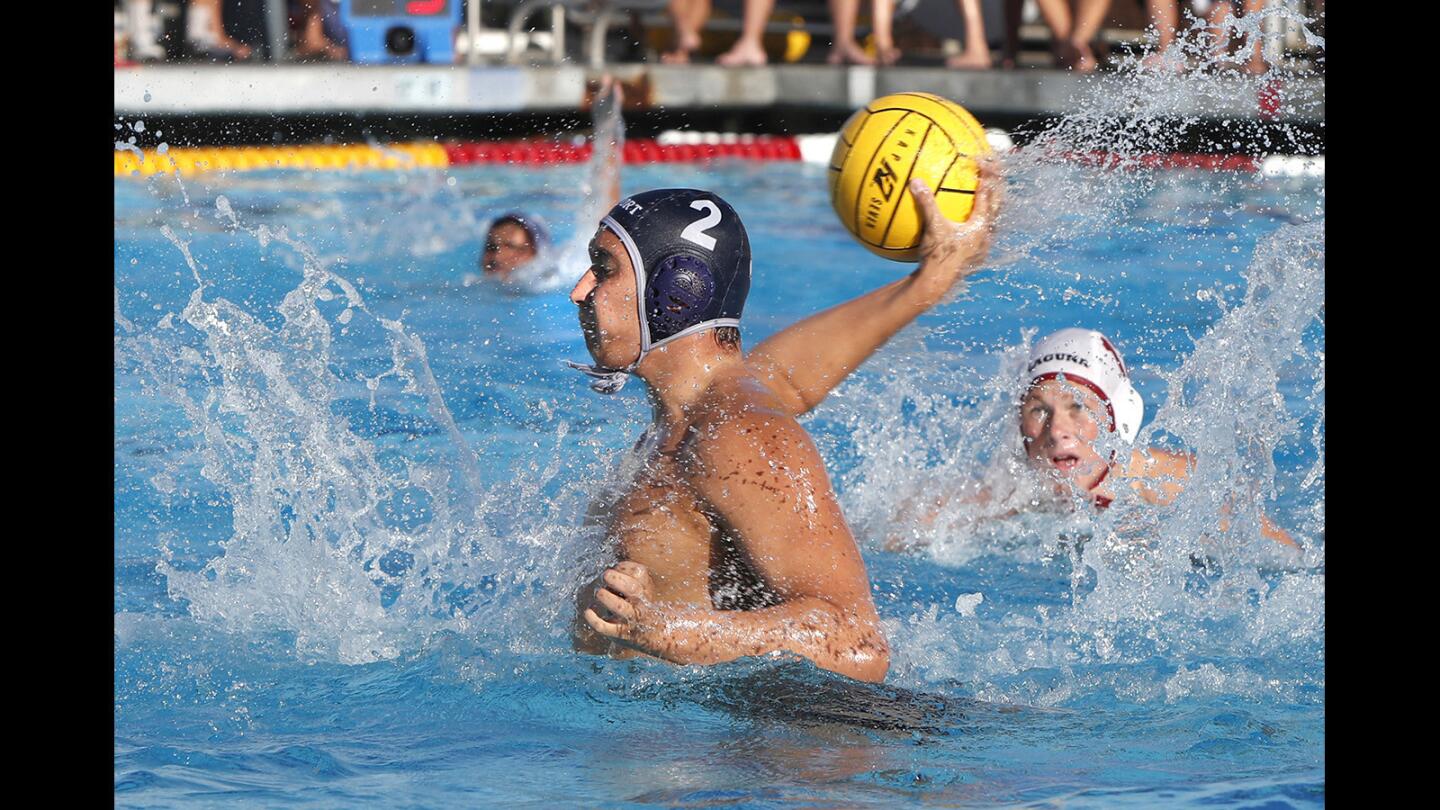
[{"x1": 1090, "y1": 465, "x2": 1114, "y2": 510}]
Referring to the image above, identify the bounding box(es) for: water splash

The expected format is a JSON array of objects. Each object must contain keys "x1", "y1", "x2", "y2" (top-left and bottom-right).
[{"x1": 119, "y1": 196, "x2": 605, "y2": 666}]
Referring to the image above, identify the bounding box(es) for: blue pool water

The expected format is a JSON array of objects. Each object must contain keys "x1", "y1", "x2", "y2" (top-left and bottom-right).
[{"x1": 115, "y1": 118, "x2": 1324, "y2": 803}]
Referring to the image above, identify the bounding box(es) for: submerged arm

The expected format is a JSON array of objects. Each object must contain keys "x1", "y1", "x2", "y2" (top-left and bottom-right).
[
  {"x1": 747, "y1": 164, "x2": 1003, "y2": 416},
  {"x1": 1127, "y1": 448, "x2": 1301, "y2": 550}
]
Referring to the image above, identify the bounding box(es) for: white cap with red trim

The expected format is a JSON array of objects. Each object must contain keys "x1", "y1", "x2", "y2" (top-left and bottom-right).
[{"x1": 1025, "y1": 328, "x2": 1145, "y2": 443}]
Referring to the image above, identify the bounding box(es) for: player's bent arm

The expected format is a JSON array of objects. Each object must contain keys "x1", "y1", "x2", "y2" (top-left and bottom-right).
[
  {"x1": 1126, "y1": 447, "x2": 1300, "y2": 549},
  {"x1": 597, "y1": 593, "x2": 890, "y2": 682},
  {"x1": 747, "y1": 273, "x2": 958, "y2": 416},
  {"x1": 747, "y1": 166, "x2": 1002, "y2": 416},
  {"x1": 586, "y1": 410, "x2": 890, "y2": 681},
  {"x1": 686, "y1": 410, "x2": 889, "y2": 681}
]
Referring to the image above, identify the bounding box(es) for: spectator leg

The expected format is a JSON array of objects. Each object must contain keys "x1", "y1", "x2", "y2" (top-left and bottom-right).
[
  {"x1": 871, "y1": 0, "x2": 900, "y2": 65},
  {"x1": 1033, "y1": 0, "x2": 1077, "y2": 68},
  {"x1": 1241, "y1": 0, "x2": 1270, "y2": 74},
  {"x1": 1001, "y1": 0, "x2": 1024, "y2": 68},
  {"x1": 126, "y1": 0, "x2": 166, "y2": 60},
  {"x1": 1066, "y1": 0, "x2": 1112, "y2": 71},
  {"x1": 717, "y1": 0, "x2": 776, "y2": 66},
  {"x1": 1142, "y1": 0, "x2": 1182, "y2": 69},
  {"x1": 826, "y1": 0, "x2": 874, "y2": 64},
  {"x1": 663, "y1": 0, "x2": 713, "y2": 63},
  {"x1": 945, "y1": 0, "x2": 994, "y2": 69}
]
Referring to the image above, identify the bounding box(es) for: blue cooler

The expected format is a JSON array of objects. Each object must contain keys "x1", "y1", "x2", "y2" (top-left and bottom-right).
[{"x1": 341, "y1": 1, "x2": 462, "y2": 64}]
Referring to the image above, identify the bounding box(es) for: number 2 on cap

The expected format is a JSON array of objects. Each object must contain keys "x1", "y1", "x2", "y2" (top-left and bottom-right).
[{"x1": 681, "y1": 200, "x2": 721, "y2": 251}]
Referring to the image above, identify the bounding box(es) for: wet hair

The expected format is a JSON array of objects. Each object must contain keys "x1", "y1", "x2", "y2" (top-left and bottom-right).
[{"x1": 713, "y1": 326, "x2": 741, "y2": 350}]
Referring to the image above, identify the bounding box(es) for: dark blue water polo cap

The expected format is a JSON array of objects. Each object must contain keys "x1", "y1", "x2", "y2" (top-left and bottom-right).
[
  {"x1": 601, "y1": 188, "x2": 751, "y2": 361},
  {"x1": 492, "y1": 211, "x2": 550, "y2": 249}
]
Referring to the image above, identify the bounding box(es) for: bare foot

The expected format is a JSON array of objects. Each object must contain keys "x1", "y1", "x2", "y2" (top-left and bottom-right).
[
  {"x1": 1052, "y1": 38, "x2": 1080, "y2": 69},
  {"x1": 826, "y1": 40, "x2": 874, "y2": 65},
  {"x1": 1142, "y1": 48, "x2": 1185, "y2": 73},
  {"x1": 717, "y1": 39, "x2": 768, "y2": 67},
  {"x1": 1069, "y1": 39, "x2": 1098, "y2": 72},
  {"x1": 662, "y1": 31, "x2": 700, "y2": 64},
  {"x1": 946, "y1": 49, "x2": 991, "y2": 70},
  {"x1": 875, "y1": 44, "x2": 902, "y2": 66}
]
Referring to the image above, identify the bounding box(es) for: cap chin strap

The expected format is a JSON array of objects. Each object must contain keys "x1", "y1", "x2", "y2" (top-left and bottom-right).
[
  {"x1": 563, "y1": 318, "x2": 738, "y2": 396},
  {"x1": 561, "y1": 359, "x2": 633, "y2": 394}
]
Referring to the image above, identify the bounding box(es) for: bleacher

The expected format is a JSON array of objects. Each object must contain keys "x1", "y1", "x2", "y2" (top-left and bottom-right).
[{"x1": 115, "y1": 0, "x2": 1323, "y2": 71}]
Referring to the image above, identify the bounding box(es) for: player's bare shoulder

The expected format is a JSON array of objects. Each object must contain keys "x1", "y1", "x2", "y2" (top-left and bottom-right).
[
  {"x1": 683, "y1": 374, "x2": 818, "y2": 477},
  {"x1": 1121, "y1": 447, "x2": 1193, "y2": 478},
  {"x1": 1119, "y1": 446, "x2": 1194, "y2": 505}
]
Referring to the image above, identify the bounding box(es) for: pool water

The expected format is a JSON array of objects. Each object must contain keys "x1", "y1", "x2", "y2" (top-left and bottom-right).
[{"x1": 115, "y1": 132, "x2": 1323, "y2": 803}]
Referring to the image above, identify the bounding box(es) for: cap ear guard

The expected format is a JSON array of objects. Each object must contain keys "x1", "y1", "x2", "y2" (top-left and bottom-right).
[
  {"x1": 1110, "y1": 378, "x2": 1144, "y2": 444},
  {"x1": 646, "y1": 254, "x2": 716, "y2": 342}
]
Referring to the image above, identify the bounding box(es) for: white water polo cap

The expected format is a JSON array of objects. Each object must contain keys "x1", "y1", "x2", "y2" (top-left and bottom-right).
[{"x1": 1026, "y1": 328, "x2": 1145, "y2": 443}]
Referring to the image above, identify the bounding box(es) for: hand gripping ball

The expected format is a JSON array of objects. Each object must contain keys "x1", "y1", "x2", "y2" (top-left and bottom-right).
[{"x1": 829, "y1": 92, "x2": 991, "y2": 262}]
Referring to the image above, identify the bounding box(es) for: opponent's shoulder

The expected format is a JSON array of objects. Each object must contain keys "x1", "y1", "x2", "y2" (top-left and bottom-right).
[{"x1": 1118, "y1": 446, "x2": 1194, "y2": 481}]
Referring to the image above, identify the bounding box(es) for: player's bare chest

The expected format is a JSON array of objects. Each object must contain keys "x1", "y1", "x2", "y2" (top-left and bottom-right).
[{"x1": 608, "y1": 450, "x2": 710, "y2": 544}]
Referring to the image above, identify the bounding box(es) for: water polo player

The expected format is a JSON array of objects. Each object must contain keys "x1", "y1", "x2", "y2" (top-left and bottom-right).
[
  {"x1": 1012, "y1": 328, "x2": 1296, "y2": 545},
  {"x1": 752, "y1": 310, "x2": 1297, "y2": 548},
  {"x1": 476, "y1": 78, "x2": 624, "y2": 291},
  {"x1": 565, "y1": 177, "x2": 999, "y2": 682}
]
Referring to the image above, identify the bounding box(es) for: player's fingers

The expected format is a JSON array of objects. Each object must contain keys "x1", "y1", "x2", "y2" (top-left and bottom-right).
[
  {"x1": 612, "y1": 561, "x2": 648, "y2": 581},
  {"x1": 603, "y1": 569, "x2": 641, "y2": 597},
  {"x1": 583, "y1": 608, "x2": 622, "y2": 637},
  {"x1": 909, "y1": 178, "x2": 943, "y2": 232},
  {"x1": 976, "y1": 158, "x2": 1003, "y2": 220},
  {"x1": 594, "y1": 587, "x2": 635, "y2": 620}
]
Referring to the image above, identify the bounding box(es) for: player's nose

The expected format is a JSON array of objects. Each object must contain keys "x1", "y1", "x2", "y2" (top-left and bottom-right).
[
  {"x1": 571, "y1": 270, "x2": 596, "y2": 305},
  {"x1": 1048, "y1": 414, "x2": 1073, "y2": 442}
]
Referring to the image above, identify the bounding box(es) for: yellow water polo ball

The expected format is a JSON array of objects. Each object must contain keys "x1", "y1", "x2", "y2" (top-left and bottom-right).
[{"x1": 829, "y1": 92, "x2": 991, "y2": 262}]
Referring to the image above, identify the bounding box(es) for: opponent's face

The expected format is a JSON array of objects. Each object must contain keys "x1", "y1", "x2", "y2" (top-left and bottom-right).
[
  {"x1": 570, "y1": 227, "x2": 641, "y2": 369},
  {"x1": 1019, "y1": 378, "x2": 1109, "y2": 491},
  {"x1": 482, "y1": 221, "x2": 536, "y2": 277}
]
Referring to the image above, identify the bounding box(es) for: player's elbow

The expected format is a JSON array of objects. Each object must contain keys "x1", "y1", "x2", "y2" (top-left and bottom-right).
[
  {"x1": 768, "y1": 373, "x2": 816, "y2": 417},
  {"x1": 843, "y1": 625, "x2": 891, "y2": 683}
]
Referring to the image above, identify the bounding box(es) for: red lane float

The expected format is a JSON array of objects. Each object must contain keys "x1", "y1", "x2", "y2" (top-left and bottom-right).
[
  {"x1": 442, "y1": 138, "x2": 1260, "y2": 172},
  {"x1": 114, "y1": 135, "x2": 1313, "y2": 178},
  {"x1": 446, "y1": 137, "x2": 805, "y2": 165}
]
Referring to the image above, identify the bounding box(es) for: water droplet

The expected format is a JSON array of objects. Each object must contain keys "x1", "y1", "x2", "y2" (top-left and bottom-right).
[{"x1": 143, "y1": 91, "x2": 152, "y2": 103}]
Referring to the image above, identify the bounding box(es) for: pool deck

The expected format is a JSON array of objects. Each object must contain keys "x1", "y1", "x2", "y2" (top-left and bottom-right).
[{"x1": 113, "y1": 63, "x2": 1323, "y2": 124}]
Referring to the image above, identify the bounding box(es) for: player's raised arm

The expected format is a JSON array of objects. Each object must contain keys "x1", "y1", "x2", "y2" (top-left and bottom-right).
[
  {"x1": 582, "y1": 409, "x2": 890, "y2": 682},
  {"x1": 579, "y1": 76, "x2": 625, "y2": 226},
  {"x1": 747, "y1": 162, "x2": 1003, "y2": 416}
]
